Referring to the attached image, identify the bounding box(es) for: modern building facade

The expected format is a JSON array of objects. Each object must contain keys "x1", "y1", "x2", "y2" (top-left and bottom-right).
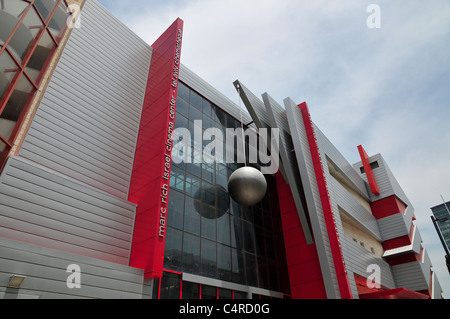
[
  {"x1": 431, "y1": 200, "x2": 450, "y2": 273},
  {"x1": 0, "y1": 0, "x2": 443, "y2": 299}
]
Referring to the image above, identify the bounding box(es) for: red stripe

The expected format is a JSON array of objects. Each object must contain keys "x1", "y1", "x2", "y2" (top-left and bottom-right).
[{"x1": 299, "y1": 102, "x2": 353, "y2": 299}]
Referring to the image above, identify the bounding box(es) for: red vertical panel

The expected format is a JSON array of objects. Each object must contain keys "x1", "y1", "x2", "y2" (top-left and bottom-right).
[
  {"x1": 298, "y1": 102, "x2": 353, "y2": 299},
  {"x1": 276, "y1": 172, "x2": 327, "y2": 299},
  {"x1": 128, "y1": 18, "x2": 184, "y2": 279},
  {"x1": 357, "y1": 145, "x2": 380, "y2": 195}
]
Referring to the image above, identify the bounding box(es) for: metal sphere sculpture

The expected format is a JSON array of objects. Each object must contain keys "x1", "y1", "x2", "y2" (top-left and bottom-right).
[{"x1": 227, "y1": 166, "x2": 267, "y2": 206}]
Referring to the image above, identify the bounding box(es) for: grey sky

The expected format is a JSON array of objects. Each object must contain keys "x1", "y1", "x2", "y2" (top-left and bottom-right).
[{"x1": 97, "y1": 0, "x2": 450, "y2": 297}]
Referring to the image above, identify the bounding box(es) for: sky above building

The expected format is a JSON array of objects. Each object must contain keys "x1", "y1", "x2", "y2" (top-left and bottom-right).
[{"x1": 96, "y1": 0, "x2": 450, "y2": 297}]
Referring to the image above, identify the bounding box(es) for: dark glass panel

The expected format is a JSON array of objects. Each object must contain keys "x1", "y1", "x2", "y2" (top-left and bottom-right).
[
  {"x1": 201, "y1": 285, "x2": 216, "y2": 300},
  {"x1": 217, "y1": 244, "x2": 232, "y2": 282},
  {"x1": 218, "y1": 288, "x2": 233, "y2": 300},
  {"x1": 182, "y1": 281, "x2": 199, "y2": 299},
  {"x1": 164, "y1": 227, "x2": 182, "y2": 271},
  {"x1": 182, "y1": 233, "x2": 200, "y2": 274},
  {"x1": 200, "y1": 239, "x2": 216, "y2": 278},
  {"x1": 160, "y1": 272, "x2": 181, "y2": 299}
]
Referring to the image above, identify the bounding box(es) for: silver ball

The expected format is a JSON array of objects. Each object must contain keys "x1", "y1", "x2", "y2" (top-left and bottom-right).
[{"x1": 227, "y1": 167, "x2": 267, "y2": 206}]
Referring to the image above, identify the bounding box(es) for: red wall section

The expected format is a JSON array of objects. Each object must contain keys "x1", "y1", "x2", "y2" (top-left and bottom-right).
[
  {"x1": 370, "y1": 195, "x2": 407, "y2": 220},
  {"x1": 276, "y1": 172, "x2": 327, "y2": 299},
  {"x1": 299, "y1": 102, "x2": 353, "y2": 299},
  {"x1": 357, "y1": 145, "x2": 380, "y2": 195},
  {"x1": 128, "y1": 18, "x2": 184, "y2": 279}
]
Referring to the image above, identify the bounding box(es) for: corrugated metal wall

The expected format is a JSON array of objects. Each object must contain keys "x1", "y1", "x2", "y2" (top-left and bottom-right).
[
  {"x1": 0, "y1": 237, "x2": 151, "y2": 299},
  {"x1": 0, "y1": 156, "x2": 136, "y2": 265}
]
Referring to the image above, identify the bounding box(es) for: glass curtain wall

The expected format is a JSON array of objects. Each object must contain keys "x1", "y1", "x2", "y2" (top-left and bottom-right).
[{"x1": 160, "y1": 81, "x2": 290, "y2": 299}]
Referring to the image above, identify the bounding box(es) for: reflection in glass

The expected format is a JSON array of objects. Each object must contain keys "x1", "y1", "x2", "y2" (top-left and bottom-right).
[
  {"x1": 182, "y1": 281, "x2": 199, "y2": 299},
  {"x1": 182, "y1": 233, "x2": 200, "y2": 274},
  {"x1": 0, "y1": 73, "x2": 34, "y2": 141},
  {"x1": 159, "y1": 272, "x2": 181, "y2": 299},
  {"x1": 201, "y1": 285, "x2": 216, "y2": 300},
  {"x1": 164, "y1": 227, "x2": 182, "y2": 271},
  {"x1": 200, "y1": 239, "x2": 216, "y2": 278},
  {"x1": 9, "y1": 6, "x2": 44, "y2": 64},
  {"x1": 25, "y1": 29, "x2": 55, "y2": 83}
]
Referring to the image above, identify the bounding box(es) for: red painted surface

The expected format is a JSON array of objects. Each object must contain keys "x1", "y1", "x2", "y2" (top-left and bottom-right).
[
  {"x1": 385, "y1": 253, "x2": 421, "y2": 266},
  {"x1": 359, "y1": 288, "x2": 429, "y2": 299},
  {"x1": 298, "y1": 102, "x2": 353, "y2": 299},
  {"x1": 128, "y1": 18, "x2": 184, "y2": 279},
  {"x1": 276, "y1": 172, "x2": 327, "y2": 299},
  {"x1": 357, "y1": 145, "x2": 380, "y2": 195},
  {"x1": 370, "y1": 195, "x2": 407, "y2": 220}
]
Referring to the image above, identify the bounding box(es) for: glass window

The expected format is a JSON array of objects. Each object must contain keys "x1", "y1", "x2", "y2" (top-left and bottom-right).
[
  {"x1": 182, "y1": 233, "x2": 200, "y2": 274},
  {"x1": 0, "y1": 52, "x2": 19, "y2": 108},
  {"x1": 202, "y1": 99, "x2": 214, "y2": 118},
  {"x1": 201, "y1": 216, "x2": 216, "y2": 241},
  {"x1": 233, "y1": 291, "x2": 248, "y2": 299},
  {"x1": 47, "y1": 1, "x2": 68, "y2": 40},
  {"x1": 182, "y1": 281, "x2": 199, "y2": 299},
  {"x1": 219, "y1": 288, "x2": 233, "y2": 299},
  {"x1": 0, "y1": 73, "x2": 34, "y2": 141},
  {"x1": 201, "y1": 162, "x2": 215, "y2": 184},
  {"x1": 184, "y1": 196, "x2": 200, "y2": 236},
  {"x1": 177, "y1": 81, "x2": 189, "y2": 102},
  {"x1": 0, "y1": 1, "x2": 30, "y2": 46},
  {"x1": 231, "y1": 248, "x2": 246, "y2": 284},
  {"x1": 170, "y1": 166, "x2": 185, "y2": 192},
  {"x1": 245, "y1": 252, "x2": 257, "y2": 287},
  {"x1": 25, "y1": 30, "x2": 56, "y2": 83},
  {"x1": 164, "y1": 227, "x2": 182, "y2": 271},
  {"x1": 200, "y1": 239, "x2": 216, "y2": 278},
  {"x1": 174, "y1": 113, "x2": 188, "y2": 130},
  {"x1": 9, "y1": 6, "x2": 44, "y2": 64},
  {"x1": 189, "y1": 104, "x2": 202, "y2": 121},
  {"x1": 201, "y1": 285, "x2": 216, "y2": 300},
  {"x1": 185, "y1": 173, "x2": 201, "y2": 198},
  {"x1": 152, "y1": 278, "x2": 160, "y2": 299},
  {"x1": 189, "y1": 90, "x2": 202, "y2": 110},
  {"x1": 167, "y1": 190, "x2": 184, "y2": 230},
  {"x1": 217, "y1": 213, "x2": 230, "y2": 246},
  {"x1": 217, "y1": 244, "x2": 232, "y2": 281},
  {"x1": 160, "y1": 272, "x2": 181, "y2": 299},
  {"x1": 34, "y1": 0, "x2": 57, "y2": 21},
  {"x1": 176, "y1": 96, "x2": 189, "y2": 118}
]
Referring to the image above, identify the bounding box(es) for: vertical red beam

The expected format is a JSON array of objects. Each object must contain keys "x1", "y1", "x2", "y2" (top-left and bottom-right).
[
  {"x1": 299, "y1": 102, "x2": 353, "y2": 299},
  {"x1": 357, "y1": 145, "x2": 380, "y2": 195},
  {"x1": 275, "y1": 171, "x2": 327, "y2": 299},
  {"x1": 128, "y1": 18, "x2": 184, "y2": 279}
]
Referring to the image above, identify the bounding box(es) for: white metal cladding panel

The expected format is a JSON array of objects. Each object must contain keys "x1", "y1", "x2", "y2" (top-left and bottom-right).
[
  {"x1": 391, "y1": 261, "x2": 430, "y2": 292},
  {"x1": 327, "y1": 176, "x2": 381, "y2": 240},
  {"x1": 354, "y1": 154, "x2": 411, "y2": 207},
  {"x1": 179, "y1": 66, "x2": 253, "y2": 125},
  {"x1": 342, "y1": 236, "x2": 397, "y2": 294},
  {"x1": 376, "y1": 204, "x2": 414, "y2": 241},
  {"x1": 18, "y1": 0, "x2": 152, "y2": 200},
  {"x1": 283, "y1": 97, "x2": 339, "y2": 299},
  {"x1": 0, "y1": 238, "x2": 151, "y2": 299},
  {"x1": 315, "y1": 127, "x2": 369, "y2": 200},
  {"x1": 0, "y1": 156, "x2": 136, "y2": 265},
  {"x1": 432, "y1": 272, "x2": 443, "y2": 299},
  {"x1": 261, "y1": 93, "x2": 313, "y2": 245}
]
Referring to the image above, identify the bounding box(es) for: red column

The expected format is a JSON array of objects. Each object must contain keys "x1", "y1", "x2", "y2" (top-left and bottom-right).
[{"x1": 128, "y1": 18, "x2": 184, "y2": 279}]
